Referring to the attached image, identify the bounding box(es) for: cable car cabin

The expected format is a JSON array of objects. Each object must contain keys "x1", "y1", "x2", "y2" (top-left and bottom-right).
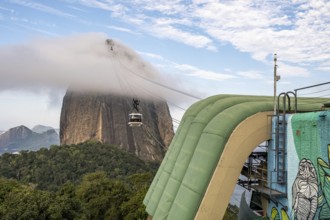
[{"x1": 128, "y1": 113, "x2": 143, "y2": 127}]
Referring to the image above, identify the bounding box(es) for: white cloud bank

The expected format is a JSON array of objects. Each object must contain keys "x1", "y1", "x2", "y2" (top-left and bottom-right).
[{"x1": 0, "y1": 32, "x2": 202, "y2": 102}]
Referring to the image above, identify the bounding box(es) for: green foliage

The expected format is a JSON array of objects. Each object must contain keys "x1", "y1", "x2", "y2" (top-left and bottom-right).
[
  {"x1": 48, "y1": 182, "x2": 83, "y2": 220},
  {"x1": 76, "y1": 171, "x2": 126, "y2": 219},
  {"x1": 0, "y1": 142, "x2": 157, "y2": 191},
  {"x1": 0, "y1": 179, "x2": 44, "y2": 219},
  {"x1": 0, "y1": 142, "x2": 157, "y2": 219},
  {"x1": 0, "y1": 171, "x2": 154, "y2": 220},
  {"x1": 120, "y1": 173, "x2": 154, "y2": 220}
]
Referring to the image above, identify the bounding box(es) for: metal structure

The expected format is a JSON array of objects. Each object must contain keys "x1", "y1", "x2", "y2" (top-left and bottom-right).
[{"x1": 128, "y1": 99, "x2": 143, "y2": 127}]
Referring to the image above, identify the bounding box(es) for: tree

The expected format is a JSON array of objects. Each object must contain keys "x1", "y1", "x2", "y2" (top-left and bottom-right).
[
  {"x1": 76, "y1": 171, "x2": 129, "y2": 219},
  {"x1": 0, "y1": 178, "x2": 53, "y2": 219}
]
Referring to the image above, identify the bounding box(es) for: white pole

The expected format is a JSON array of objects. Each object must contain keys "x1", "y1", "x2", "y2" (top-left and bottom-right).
[{"x1": 274, "y1": 53, "x2": 277, "y2": 115}]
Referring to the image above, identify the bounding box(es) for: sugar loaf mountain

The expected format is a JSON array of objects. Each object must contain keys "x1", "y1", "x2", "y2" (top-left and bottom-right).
[
  {"x1": 60, "y1": 90, "x2": 174, "y2": 162},
  {"x1": 0, "y1": 90, "x2": 174, "y2": 162}
]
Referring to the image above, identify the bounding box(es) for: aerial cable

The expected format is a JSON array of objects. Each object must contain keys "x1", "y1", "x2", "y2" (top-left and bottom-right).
[
  {"x1": 117, "y1": 60, "x2": 137, "y2": 98},
  {"x1": 123, "y1": 77, "x2": 188, "y2": 118},
  {"x1": 293, "y1": 98, "x2": 330, "y2": 106},
  {"x1": 107, "y1": 39, "x2": 200, "y2": 101},
  {"x1": 107, "y1": 41, "x2": 189, "y2": 128},
  {"x1": 107, "y1": 39, "x2": 138, "y2": 102},
  {"x1": 167, "y1": 102, "x2": 186, "y2": 111},
  {"x1": 298, "y1": 87, "x2": 330, "y2": 96},
  {"x1": 108, "y1": 41, "x2": 191, "y2": 111},
  {"x1": 142, "y1": 124, "x2": 166, "y2": 149},
  {"x1": 118, "y1": 74, "x2": 184, "y2": 127},
  {"x1": 109, "y1": 47, "x2": 143, "y2": 127},
  {"x1": 116, "y1": 57, "x2": 202, "y2": 100},
  {"x1": 111, "y1": 49, "x2": 143, "y2": 123},
  {"x1": 113, "y1": 59, "x2": 128, "y2": 96},
  {"x1": 318, "y1": 93, "x2": 330, "y2": 98},
  {"x1": 130, "y1": 83, "x2": 184, "y2": 125},
  {"x1": 128, "y1": 79, "x2": 188, "y2": 112},
  {"x1": 131, "y1": 84, "x2": 185, "y2": 125},
  {"x1": 172, "y1": 118, "x2": 181, "y2": 124}
]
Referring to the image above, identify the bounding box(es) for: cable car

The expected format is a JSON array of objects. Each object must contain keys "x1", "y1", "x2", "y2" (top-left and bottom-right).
[
  {"x1": 128, "y1": 112, "x2": 143, "y2": 127},
  {"x1": 128, "y1": 99, "x2": 143, "y2": 127}
]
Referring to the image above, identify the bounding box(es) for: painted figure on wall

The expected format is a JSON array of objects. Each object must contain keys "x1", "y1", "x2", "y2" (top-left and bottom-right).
[
  {"x1": 316, "y1": 144, "x2": 330, "y2": 219},
  {"x1": 270, "y1": 207, "x2": 290, "y2": 220},
  {"x1": 292, "y1": 159, "x2": 318, "y2": 220}
]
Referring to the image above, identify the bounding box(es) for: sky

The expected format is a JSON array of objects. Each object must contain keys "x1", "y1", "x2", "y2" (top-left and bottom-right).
[{"x1": 0, "y1": 0, "x2": 330, "y2": 131}]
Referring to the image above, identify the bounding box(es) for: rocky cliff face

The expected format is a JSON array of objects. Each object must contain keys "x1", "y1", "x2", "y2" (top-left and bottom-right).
[
  {"x1": 0, "y1": 126, "x2": 32, "y2": 147},
  {"x1": 0, "y1": 125, "x2": 60, "y2": 153},
  {"x1": 60, "y1": 91, "x2": 174, "y2": 162}
]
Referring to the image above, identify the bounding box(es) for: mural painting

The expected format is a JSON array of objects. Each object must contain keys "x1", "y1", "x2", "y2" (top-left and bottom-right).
[
  {"x1": 271, "y1": 207, "x2": 280, "y2": 220},
  {"x1": 268, "y1": 111, "x2": 330, "y2": 220},
  {"x1": 316, "y1": 145, "x2": 330, "y2": 219},
  {"x1": 270, "y1": 207, "x2": 289, "y2": 220},
  {"x1": 292, "y1": 159, "x2": 318, "y2": 220}
]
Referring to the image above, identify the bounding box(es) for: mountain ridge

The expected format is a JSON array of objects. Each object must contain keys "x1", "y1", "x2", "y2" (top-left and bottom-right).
[
  {"x1": 32, "y1": 125, "x2": 56, "y2": 133},
  {"x1": 0, "y1": 125, "x2": 59, "y2": 154}
]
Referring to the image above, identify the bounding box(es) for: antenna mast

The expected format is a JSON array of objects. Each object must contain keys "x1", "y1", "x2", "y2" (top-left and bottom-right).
[{"x1": 273, "y1": 53, "x2": 280, "y2": 114}]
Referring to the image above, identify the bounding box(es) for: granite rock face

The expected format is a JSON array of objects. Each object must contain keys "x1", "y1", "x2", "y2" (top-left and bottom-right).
[{"x1": 60, "y1": 91, "x2": 174, "y2": 162}]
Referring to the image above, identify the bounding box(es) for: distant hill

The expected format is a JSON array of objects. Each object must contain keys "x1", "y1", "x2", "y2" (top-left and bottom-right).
[
  {"x1": 32, "y1": 125, "x2": 54, "y2": 133},
  {"x1": 0, "y1": 125, "x2": 59, "y2": 154},
  {"x1": 32, "y1": 125, "x2": 60, "y2": 135}
]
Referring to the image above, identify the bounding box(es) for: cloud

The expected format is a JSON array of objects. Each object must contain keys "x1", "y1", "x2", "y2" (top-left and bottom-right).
[
  {"x1": 237, "y1": 71, "x2": 264, "y2": 79},
  {"x1": 67, "y1": 0, "x2": 330, "y2": 72},
  {"x1": 0, "y1": 33, "x2": 200, "y2": 102},
  {"x1": 195, "y1": 0, "x2": 330, "y2": 66},
  {"x1": 0, "y1": 5, "x2": 14, "y2": 12},
  {"x1": 317, "y1": 61, "x2": 330, "y2": 72},
  {"x1": 277, "y1": 62, "x2": 310, "y2": 78},
  {"x1": 66, "y1": 5, "x2": 89, "y2": 13},
  {"x1": 15, "y1": 23, "x2": 60, "y2": 37},
  {"x1": 134, "y1": 0, "x2": 187, "y2": 15},
  {"x1": 176, "y1": 64, "x2": 236, "y2": 81},
  {"x1": 138, "y1": 50, "x2": 237, "y2": 82},
  {"x1": 68, "y1": 0, "x2": 217, "y2": 51},
  {"x1": 147, "y1": 24, "x2": 216, "y2": 51},
  {"x1": 105, "y1": 25, "x2": 138, "y2": 35},
  {"x1": 138, "y1": 51, "x2": 165, "y2": 60},
  {"x1": 73, "y1": 0, "x2": 114, "y2": 11},
  {"x1": 10, "y1": 0, "x2": 75, "y2": 17},
  {"x1": 47, "y1": 88, "x2": 66, "y2": 108}
]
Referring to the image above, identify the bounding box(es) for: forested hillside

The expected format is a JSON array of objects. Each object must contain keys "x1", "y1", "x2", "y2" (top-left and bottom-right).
[
  {"x1": 0, "y1": 142, "x2": 157, "y2": 191},
  {"x1": 0, "y1": 172, "x2": 153, "y2": 219},
  {"x1": 0, "y1": 142, "x2": 157, "y2": 219}
]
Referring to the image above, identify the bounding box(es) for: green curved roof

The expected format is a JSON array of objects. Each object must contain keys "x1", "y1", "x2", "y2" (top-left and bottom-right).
[{"x1": 143, "y1": 94, "x2": 329, "y2": 220}]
